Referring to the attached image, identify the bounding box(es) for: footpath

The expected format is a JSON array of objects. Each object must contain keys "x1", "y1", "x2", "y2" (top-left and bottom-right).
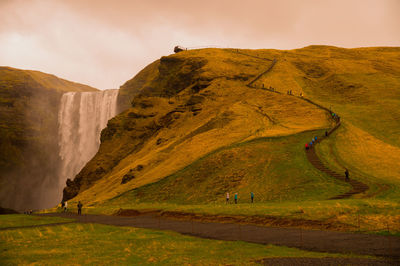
[{"x1": 35, "y1": 212, "x2": 400, "y2": 262}]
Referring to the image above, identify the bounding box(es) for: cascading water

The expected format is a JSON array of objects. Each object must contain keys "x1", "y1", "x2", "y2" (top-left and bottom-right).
[{"x1": 57, "y1": 89, "x2": 118, "y2": 203}]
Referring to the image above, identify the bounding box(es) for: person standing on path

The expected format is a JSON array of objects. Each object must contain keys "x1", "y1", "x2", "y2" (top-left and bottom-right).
[
  {"x1": 77, "y1": 201, "x2": 83, "y2": 215},
  {"x1": 64, "y1": 201, "x2": 68, "y2": 213},
  {"x1": 345, "y1": 169, "x2": 350, "y2": 181},
  {"x1": 234, "y1": 193, "x2": 238, "y2": 204},
  {"x1": 251, "y1": 192, "x2": 254, "y2": 203},
  {"x1": 226, "y1": 192, "x2": 230, "y2": 204}
]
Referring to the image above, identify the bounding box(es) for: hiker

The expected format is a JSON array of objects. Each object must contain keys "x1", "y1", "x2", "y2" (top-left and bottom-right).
[
  {"x1": 311, "y1": 138, "x2": 315, "y2": 144},
  {"x1": 325, "y1": 131, "x2": 328, "y2": 137},
  {"x1": 305, "y1": 143, "x2": 309, "y2": 150},
  {"x1": 309, "y1": 141, "x2": 313, "y2": 148},
  {"x1": 300, "y1": 92, "x2": 303, "y2": 97},
  {"x1": 314, "y1": 136, "x2": 318, "y2": 143},
  {"x1": 251, "y1": 192, "x2": 254, "y2": 203},
  {"x1": 61, "y1": 201, "x2": 65, "y2": 211},
  {"x1": 345, "y1": 169, "x2": 349, "y2": 181},
  {"x1": 226, "y1": 192, "x2": 230, "y2": 204},
  {"x1": 77, "y1": 201, "x2": 83, "y2": 215},
  {"x1": 64, "y1": 201, "x2": 68, "y2": 212},
  {"x1": 234, "y1": 193, "x2": 238, "y2": 204}
]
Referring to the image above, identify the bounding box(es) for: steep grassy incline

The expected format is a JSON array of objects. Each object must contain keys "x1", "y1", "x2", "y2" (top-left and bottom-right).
[
  {"x1": 108, "y1": 129, "x2": 349, "y2": 205},
  {"x1": 64, "y1": 46, "x2": 400, "y2": 209},
  {"x1": 0, "y1": 67, "x2": 97, "y2": 210},
  {"x1": 229, "y1": 46, "x2": 400, "y2": 197},
  {"x1": 64, "y1": 48, "x2": 334, "y2": 205}
]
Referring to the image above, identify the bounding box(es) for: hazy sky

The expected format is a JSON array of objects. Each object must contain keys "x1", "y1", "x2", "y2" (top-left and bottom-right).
[{"x1": 0, "y1": 0, "x2": 399, "y2": 90}]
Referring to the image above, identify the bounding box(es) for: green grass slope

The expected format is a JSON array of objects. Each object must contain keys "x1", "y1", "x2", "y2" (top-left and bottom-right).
[{"x1": 111, "y1": 129, "x2": 349, "y2": 205}]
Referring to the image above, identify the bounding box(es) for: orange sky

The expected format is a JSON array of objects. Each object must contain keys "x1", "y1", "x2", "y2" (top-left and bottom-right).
[{"x1": 0, "y1": 0, "x2": 399, "y2": 90}]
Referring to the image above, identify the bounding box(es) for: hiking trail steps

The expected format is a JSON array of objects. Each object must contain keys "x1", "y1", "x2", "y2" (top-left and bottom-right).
[{"x1": 305, "y1": 120, "x2": 369, "y2": 199}]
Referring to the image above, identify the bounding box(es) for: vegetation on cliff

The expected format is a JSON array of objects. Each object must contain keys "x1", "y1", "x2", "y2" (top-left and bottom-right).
[{"x1": 0, "y1": 66, "x2": 97, "y2": 210}]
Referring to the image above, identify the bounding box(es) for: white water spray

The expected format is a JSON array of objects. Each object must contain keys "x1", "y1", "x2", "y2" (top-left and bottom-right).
[{"x1": 57, "y1": 89, "x2": 118, "y2": 202}]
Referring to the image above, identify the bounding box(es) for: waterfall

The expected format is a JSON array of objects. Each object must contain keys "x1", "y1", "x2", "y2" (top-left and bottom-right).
[{"x1": 57, "y1": 89, "x2": 118, "y2": 202}]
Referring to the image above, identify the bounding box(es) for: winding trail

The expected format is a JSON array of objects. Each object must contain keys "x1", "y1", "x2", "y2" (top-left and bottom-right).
[
  {"x1": 36, "y1": 212, "x2": 400, "y2": 261},
  {"x1": 302, "y1": 113, "x2": 369, "y2": 199}
]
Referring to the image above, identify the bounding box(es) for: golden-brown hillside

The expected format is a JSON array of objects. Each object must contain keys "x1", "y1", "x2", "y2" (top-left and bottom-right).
[{"x1": 62, "y1": 46, "x2": 400, "y2": 206}]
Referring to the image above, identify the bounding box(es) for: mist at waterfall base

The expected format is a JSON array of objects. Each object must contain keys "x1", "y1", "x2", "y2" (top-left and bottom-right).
[{"x1": 0, "y1": 90, "x2": 118, "y2": 211}]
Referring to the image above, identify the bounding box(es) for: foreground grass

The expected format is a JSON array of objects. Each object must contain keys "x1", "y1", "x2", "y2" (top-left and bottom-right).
[
  {"x1": 0, "y1": 222, "x2": 373, "y2": 265},
  {"x1": 0, "y1": 214, "x2": 73, "y2": 229}
]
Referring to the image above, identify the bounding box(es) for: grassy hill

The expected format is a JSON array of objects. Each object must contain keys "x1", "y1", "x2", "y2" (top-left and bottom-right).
[
  {"x1": 60, "y1": 46, "x2": 400, "y2": 232},
  {"x1": 0, "y1": 66, "x2": 97, "y2": 210},
  {"x1": 63, "y1": 47, "x2": 337, "y2": 203}
]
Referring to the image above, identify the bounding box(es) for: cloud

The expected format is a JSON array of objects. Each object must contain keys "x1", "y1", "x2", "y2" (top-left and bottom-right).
[{"x1": 0, "y1": 0, "x2": 399, "y2": 90}]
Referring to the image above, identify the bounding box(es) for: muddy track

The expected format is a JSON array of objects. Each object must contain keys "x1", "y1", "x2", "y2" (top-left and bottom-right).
[{"x1": 37, "y1": 212, "x2": 400, "y2": 261}]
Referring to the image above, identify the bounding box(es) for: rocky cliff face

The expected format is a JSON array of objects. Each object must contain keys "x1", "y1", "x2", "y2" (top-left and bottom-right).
[{"x1": 0, "y1": 67, "x2": 97, "y2": 210}]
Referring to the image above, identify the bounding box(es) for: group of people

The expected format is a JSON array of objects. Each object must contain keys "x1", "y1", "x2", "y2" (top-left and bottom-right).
[
  {"x1": 60, "y1": 201, "x2": 83, "y2": 215},
  {"x1": 332, "y1": 113, "x2": 340, "y2": 122},
  {"x1": 226, "y1": 192, "x2": 254, "y2": 204},
  {"x1": 305, "y1": 136, "x2": 318, "y2": 150}
]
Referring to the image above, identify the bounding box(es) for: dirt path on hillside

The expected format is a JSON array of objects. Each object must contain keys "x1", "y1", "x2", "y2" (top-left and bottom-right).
[{"x1": 36, "y1": 212, "x2": 400, "y2": 261}]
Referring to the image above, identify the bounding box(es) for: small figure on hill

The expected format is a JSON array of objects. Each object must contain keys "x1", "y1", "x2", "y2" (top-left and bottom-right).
[
  {"x1": 61, "y1": 201, "x2": 65, "y2": 211},
  {"x1": 314, "y1": 136, "x2": 318, "y2": 143},
  {"x1": 345, "y1": 169, "x2": 349, "y2": 181},
  {"x1": 300, "y1": 92, "x2": 303, "y2": 97},
  {"x1": 251, "y1": 192, "x2": 254, "y2": 203},
  {"x1": 77, "y1": 201, "x2": 83, "y2": 215},
  {"x1": 226, "y1": 192, "x2": 230, "y2": 204},
  {"x1": 234, "y1": 193, "x2": 238, "y2": 204},
  {"x1": 311, "y1": 138, "x2": 315, "y2": 144},
  {"x1": 309, "y1": 141, "x2": 313, "y2": 148},
  {"x1": 64, "y1": 201, "x2": 68, "y2": 213},
  {"x1": 325, "y1": 131, "x2": 328, "y2": 137},
  {"x1": 305, "y1": 143, "x2": 309, "y2": 150}
]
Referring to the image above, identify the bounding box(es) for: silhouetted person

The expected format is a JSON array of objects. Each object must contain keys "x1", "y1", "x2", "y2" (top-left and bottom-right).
[
  {"x1": 305, "y1": 143, "x2": 309, "y2": 150},
  {"x1": 345, "y1": 169, "x2": 349, "y2": 181},
  {"x1": 226, "y1": 192, "x2": 230, "y2": 204},
  {"x1": 325, "y1": 131, "x2": 328, "y2": 137},
  {"x1": 234, "y1": 193, "x2": 238, "y2": 204},
  {"x1": 251, "y1": 192, "x2": 254, "y2": 203},
  {"x1": 64, "y1": 201, "x2": 68, "y2": 213},
  {"x1": 77, "y1": 201, "x2": 83, "y2": 215}
]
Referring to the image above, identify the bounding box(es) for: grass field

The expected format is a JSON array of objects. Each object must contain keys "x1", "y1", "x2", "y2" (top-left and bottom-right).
[
  {"x1": 0, "y1": 216, "x2": 375, "y2": 265},
  {"x1": 0, "y1": 214, "x2": 73, "y2": 229}
]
